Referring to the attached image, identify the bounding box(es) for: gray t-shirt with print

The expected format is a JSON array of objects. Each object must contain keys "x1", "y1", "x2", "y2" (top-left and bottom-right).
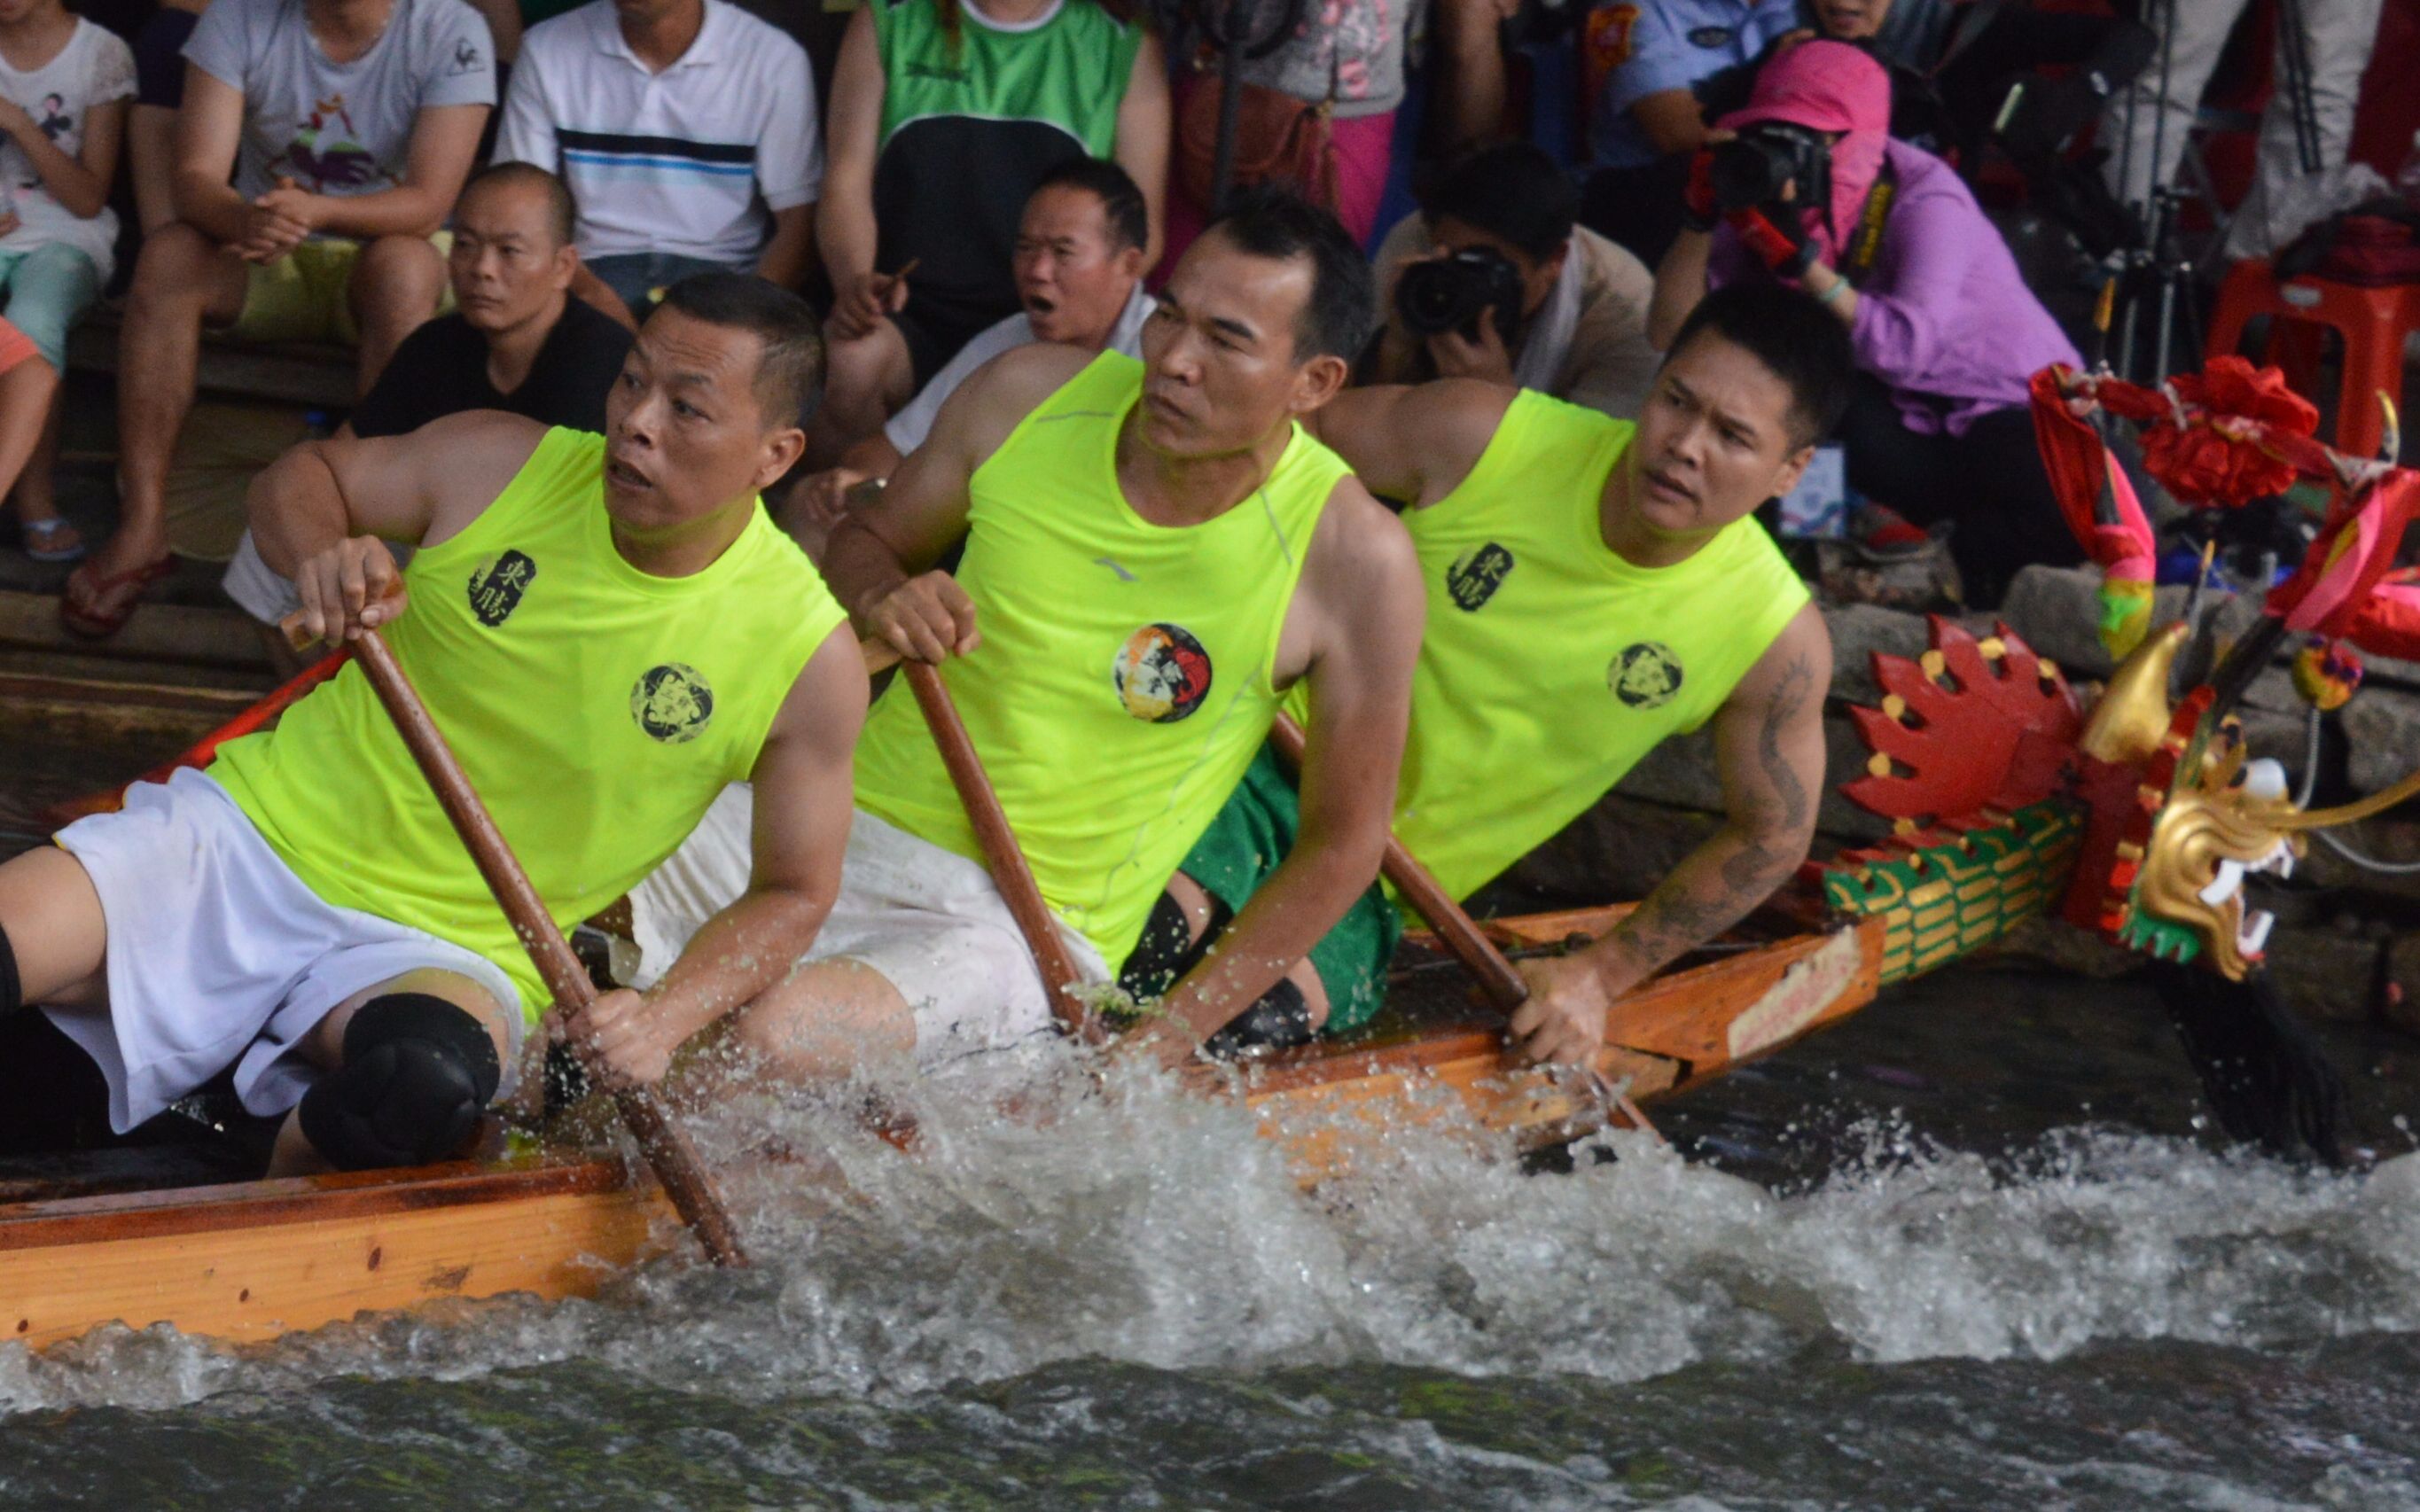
[
  {"x1": 183, "y1": 0, "x2": 494, "y2": 203},
  {"x1": 1234, "y1": 0, "x2": 1417, "y2": 118}
]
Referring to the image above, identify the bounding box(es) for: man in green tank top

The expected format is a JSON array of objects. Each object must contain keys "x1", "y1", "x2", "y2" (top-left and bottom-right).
[
  {"x1": 1154, "y1": 284, "x2": 1855, "y2": 1064},
  {"x1": 0, "y1": 277, "x2": 867, "y2": 1175},
  {"x1": 633, "y1": 192, "x2": 1424, "y2": 1082}
]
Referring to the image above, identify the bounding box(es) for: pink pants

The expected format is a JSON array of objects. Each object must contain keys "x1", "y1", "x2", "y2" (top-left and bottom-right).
[{"x1": 1156, "y1": 105, "x2": 1397, "y2": 282}]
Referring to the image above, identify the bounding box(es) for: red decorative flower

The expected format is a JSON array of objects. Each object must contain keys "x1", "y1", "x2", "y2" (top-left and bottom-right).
[
  {"x1": 2174, "y1": 355, "x2": 2320, "y2": 435},
  {"x1": 2141, "y1": 357, "x2": 2319, "y2": 508}
]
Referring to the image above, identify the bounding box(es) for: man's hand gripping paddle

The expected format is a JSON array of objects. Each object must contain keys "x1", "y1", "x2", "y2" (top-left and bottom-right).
[
  {"x1": 284, "y1": 597, "x2": 751, "y2": 1267},
  {"x1": 1268, "y1": 714, "x2": 1660, "y2": 1140}
]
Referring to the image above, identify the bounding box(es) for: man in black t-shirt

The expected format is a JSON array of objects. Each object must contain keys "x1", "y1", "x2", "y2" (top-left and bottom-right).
[{"x1": 223, "y1": 162, "x2": 636, "y2": 659}]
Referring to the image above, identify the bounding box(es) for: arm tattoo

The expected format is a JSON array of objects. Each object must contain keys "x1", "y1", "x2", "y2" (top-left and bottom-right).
[
  {"x1": 1719, "y1": 651, "x2": 1814, "y2": 893},
  {"x1": 1621, "y1": 651, "x2": 1820, "y2": 970}
]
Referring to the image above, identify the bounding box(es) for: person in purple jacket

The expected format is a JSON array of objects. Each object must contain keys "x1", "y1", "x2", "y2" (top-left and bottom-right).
[{"x1": 1647, "y1": 39, "x2": 2081, "y2": 604}]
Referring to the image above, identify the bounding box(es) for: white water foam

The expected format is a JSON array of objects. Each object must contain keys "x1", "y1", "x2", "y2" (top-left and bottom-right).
[{"x1": 3, "y1": 1048, "x2": 2416, "y2": 1417}]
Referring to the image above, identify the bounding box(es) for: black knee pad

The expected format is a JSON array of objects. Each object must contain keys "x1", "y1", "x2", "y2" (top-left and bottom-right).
[
  {"x1": 0, "y1": 923, "x2": 18, "y2": 1013},
  {"x1": 1118, "y1": 887, "x2": 1235, "y2": 1007},
  {"x1": 1203, "y1": 976, "x2": 1316, "y2": 1059},
  {"x1": 298, "y1": 993, "x2": 503, "y2": 1171}
]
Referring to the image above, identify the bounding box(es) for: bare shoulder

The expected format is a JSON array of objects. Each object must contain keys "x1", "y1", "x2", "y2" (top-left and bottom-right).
[
  {"x1": 765, "y1": 621, "x2": 870, "y2": 749},
  {"x1": 1329, "y1": 378, "x2": 1511, "y2": 445},
  {"x1": 326, "y1": 409, "x2": 547, "y2": 517},
  {"x1": 394, "y1": 412, "x2": 550, "y2": 544},
  {"x1": 940, "y1": 341, "x2": 1097, "y2": 461},
  {"x1": 1412, "y1": 378, "x2": 1520, "y2": 460},
  {"x1": 1317, "y1": 379, "x2": 1515, "y2": 504},
  {"x1": 412, "y1": 410, "x2": 552, "y2": 485},
  {"x1": 968, "y1": 339, "x2": 1096, "y2": 406},
  {"x1": 1735, "y1": 600, "x2": 1832, "y2": 711},
  {"x1": 1303, "y1": 472, "x2": 1422, "y2": 600}
]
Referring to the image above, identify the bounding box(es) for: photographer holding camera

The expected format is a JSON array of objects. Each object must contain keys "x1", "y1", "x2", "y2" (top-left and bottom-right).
[
  {"x1": 1691, "y1": 0, "x2": 2154, "y2": 255},
  {"x1": 1648, "y1": 41, "x2": 2083, "y2": 605},
  {"x1": 1370, "y1": 144, "x2": 1659, "y2": 418}
]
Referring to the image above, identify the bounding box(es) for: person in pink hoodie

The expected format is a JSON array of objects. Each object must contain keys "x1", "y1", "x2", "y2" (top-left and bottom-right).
[{"x1": 1649, "y1": 39, "x2": 2083, "y2": 605}]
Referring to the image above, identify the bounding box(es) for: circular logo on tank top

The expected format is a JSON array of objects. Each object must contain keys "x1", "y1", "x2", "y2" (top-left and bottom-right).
[
  {"x1": 630, "y1": 663, "x2": 715, "y2": 744},
  {"x1": 1112, "y1": 623, "x2": 1214, "y2": 723},
  {"x1": 1610, "y1": 643, "x2": 1684, "y2": 709}
]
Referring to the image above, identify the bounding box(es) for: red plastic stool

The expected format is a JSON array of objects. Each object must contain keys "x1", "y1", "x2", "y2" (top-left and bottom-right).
[{"x1": 2204, "y1": 258, "x2": 2420, "y2": 460}]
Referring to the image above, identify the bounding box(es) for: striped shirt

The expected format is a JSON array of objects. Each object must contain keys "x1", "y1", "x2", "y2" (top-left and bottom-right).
[{"x1": 496, "y1": 0, "x2": 821, "y2": 266}]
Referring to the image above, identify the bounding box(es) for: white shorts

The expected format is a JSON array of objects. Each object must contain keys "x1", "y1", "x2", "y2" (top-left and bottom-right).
[
  {"x1": 629, "y1": 786, "x2": 1109, "y2": 1064},
  {"x1": 48, "y1": 768, "x2": 523, "y2": 1133},
  {"x1": 222, "y1": 528, "x2": 415, "y2": 627}
]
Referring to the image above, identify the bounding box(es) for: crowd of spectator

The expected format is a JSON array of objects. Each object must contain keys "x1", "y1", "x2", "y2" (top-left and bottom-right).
[{"x1": 0, "y1": 0, "x2": 2394, "y2": 627}]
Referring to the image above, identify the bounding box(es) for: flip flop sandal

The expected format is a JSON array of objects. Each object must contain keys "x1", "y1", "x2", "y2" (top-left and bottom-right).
[
  {"x1": 59, "y1": 553, "x2": 176, "y2": 640},
  {"x1": 20, "y1": 517, "x2": 86, "y2": 564}
]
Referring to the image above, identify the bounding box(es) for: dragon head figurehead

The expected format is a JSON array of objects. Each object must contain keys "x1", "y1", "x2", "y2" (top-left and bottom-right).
[
  {"x1": 2096, "y1": 660, "x2": 2301, "y2": 979},
  {"x1": 2081, "y1": 620, "x2": 2420, "y2": 979},
  {"x1": 1823, "y1": 357, "x2": 2420, "y2": 986},
  {"x1": 1823, "y1": 615, "x2": 2420, "y2": 986}
]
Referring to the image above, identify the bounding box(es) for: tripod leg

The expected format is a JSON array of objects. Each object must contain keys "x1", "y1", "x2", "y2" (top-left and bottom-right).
[{"x1": 2271, "y1": 0, "x2": 2324, "y2": 175}]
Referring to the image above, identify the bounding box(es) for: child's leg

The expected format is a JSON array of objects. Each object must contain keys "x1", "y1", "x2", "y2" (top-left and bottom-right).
[
  {"x1": 0, "y1": 355, "x2": 57, "y2": 519},
  {"x1": 1, "y1": 246, "x2": 100, "y2": 534},
  {"x1": 11, "y1": 394, "x2": 68, "y2": 527}
]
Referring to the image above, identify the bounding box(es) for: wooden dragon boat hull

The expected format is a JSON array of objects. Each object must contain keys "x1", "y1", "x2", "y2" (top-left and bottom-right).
[{"x1": 0, "y1": 906, "x2": 1884, "y2": 1352}]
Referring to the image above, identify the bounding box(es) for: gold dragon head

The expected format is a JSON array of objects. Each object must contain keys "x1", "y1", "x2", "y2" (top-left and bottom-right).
[
  {"x1": 2088, "y1": 627, "x2": 2420, "y2": 979},
  {"x1": 2122, "y1": 733, "x2": 2301, "y2": 979},
  {"x1": 2080, "y1": 627, "x2": 2298, "y2": 977}
]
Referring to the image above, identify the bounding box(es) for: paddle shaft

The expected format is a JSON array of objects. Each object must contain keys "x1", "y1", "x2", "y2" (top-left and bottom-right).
[
  {"x1": 1266, "y1": 716, "x2": 1523, "y2": 1010},
  {"x1": 347, "y1": 627, "x2": 752, "y2": 1267},
  {"x1": 1268, "y1": 715, "x2": 1659, "y2": 1137},
  {"x1": 903, "y1": 660, "x2": 1103, "y2": 1043}
]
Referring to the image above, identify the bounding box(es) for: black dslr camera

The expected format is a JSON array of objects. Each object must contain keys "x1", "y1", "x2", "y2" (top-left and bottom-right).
[
  {"x1": 1394, "y1": 246, "x2": 1526, "y2": 347},
  {"x1": 1709, "y1": 122, "x2": 1833, "y2": 214}
]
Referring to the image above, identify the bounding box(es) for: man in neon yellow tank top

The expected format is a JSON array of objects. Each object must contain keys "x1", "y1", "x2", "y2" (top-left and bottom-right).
[
  {"x1": 1150, "y1": 284, "x2": 1854, "y2": 1064},
  {"x1": 0, "y1": 276, "x2": 868, "y2": 1173},
  {"x1": 630, "y1": 191, "x2": 1424, "y2": 1079}
]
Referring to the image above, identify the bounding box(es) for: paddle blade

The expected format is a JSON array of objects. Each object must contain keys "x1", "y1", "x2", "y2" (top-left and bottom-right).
[{"x1": 2143, "y1": 959, "x2": 2346, "y2": 1167}]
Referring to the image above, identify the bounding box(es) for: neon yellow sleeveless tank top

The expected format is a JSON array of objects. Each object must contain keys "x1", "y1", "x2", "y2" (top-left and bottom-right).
[
  {"x1": 209, "y1": 428, "x2": 844, "y2": 1024},
  {"x1": 853, "y1": 351, "x2": 1347, "y2": 970},
  {"x1": 1390, "y1": 390, "x2": 1809, "y2": 902}
]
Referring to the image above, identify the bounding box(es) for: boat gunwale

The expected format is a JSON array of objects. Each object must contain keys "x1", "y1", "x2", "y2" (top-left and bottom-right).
[
  {"x1": 0, "y1": 908, "x2": 1870, "y2": 1255},
  {"x1": 1232, "y1": 913, "x2": 1856, "y2": 1097},
  {"x1": 0, "y1": 1149, "x2": 640, "y2": 1251}
]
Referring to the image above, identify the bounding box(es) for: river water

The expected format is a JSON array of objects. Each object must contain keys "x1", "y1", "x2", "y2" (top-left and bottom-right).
[{"x1": 1, "y1": 965, "x2": 2416, "y2": 1510}]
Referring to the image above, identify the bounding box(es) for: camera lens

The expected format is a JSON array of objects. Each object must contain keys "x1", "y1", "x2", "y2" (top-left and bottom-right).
[
  {"x1": 1710, "y1": 136, "x2": 1793, "y2": 212},
  {"x1": 1396, "y1": 260, "x2": 1482, "y2": 338}
]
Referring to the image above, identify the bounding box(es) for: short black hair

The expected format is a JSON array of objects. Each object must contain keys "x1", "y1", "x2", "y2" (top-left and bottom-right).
[
  {"x1": 460, "y1": 160, "x2": 577, "y2": 249},
  {"x1": 1031, "y1": 157, "x2": 1149, "y2": 254},
  {"x1": 1201, "y1": 186, "x2": 1375, "y2": 362},
  {"x1": 1664, "y1": 283, "x2": 1855, "y2": 448},
  {"x1": 1421, "y1": 144, "x2": 1578, "y2": 261},
  {"x1": 653, "y1": 272, "x2": 824, "y2": 426}
]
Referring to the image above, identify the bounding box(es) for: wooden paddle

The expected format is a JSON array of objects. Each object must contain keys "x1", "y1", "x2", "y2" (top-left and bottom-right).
[
  {"x1": 902, "y1": 659, "x2": 1105, "y2": 1044},
  {"x1": 1268, "y1": 714, "x2": 1660, "y2": 1138},
  {"x1": 286, "y1": 606, "x2": 751, "y2": 1267}
]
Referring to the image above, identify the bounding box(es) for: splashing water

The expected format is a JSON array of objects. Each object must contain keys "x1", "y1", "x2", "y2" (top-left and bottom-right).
[{"x1": 4, "y1": 1044, "x2": 2415, "y2": 1424}]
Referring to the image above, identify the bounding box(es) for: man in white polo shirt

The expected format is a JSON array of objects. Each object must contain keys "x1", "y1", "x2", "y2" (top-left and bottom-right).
[
  {"x1": 495, "y1": 0, "x2": 819, "y2": 321},
  {"x1": 785, "y1": 158, "x2": 1152, "y2": 542}
]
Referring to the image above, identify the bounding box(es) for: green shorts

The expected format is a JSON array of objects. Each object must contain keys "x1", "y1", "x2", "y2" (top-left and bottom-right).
[
  {"x1": 230, "y1": 235, "x2": 454, "y2": 347},
  {"x1": 1176, "y1": 744, "x2": 1401, "y2": 1033}
]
